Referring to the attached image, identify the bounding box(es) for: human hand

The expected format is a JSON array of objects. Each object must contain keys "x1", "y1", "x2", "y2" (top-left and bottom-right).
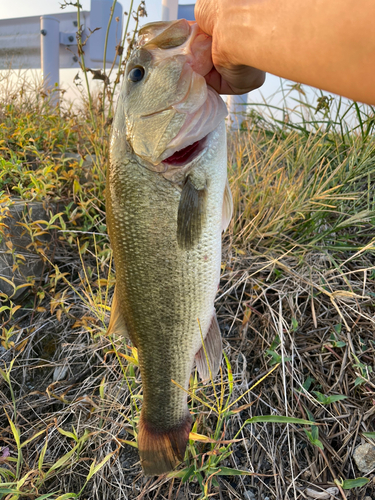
[
  {"x1": 194, "y1": 0, "x2": 265, "y2": 95},
  {"x1": 196, "y1": 0, "x2": 375, "y2": 105}
]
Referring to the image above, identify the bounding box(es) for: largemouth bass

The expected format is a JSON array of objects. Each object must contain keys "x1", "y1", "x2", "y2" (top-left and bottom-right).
[{"x1": 107, "y1": 19, "x2": 232, "y2": 476}]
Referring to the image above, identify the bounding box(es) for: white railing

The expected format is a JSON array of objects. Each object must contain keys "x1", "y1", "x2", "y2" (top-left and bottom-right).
[{"x1": 0, "y1": 0, "x2": 122, "y2": 103}]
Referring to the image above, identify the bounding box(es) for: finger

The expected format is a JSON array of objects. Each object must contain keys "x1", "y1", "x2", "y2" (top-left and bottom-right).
[
  {"x1": 218, "y1": 65, "x2": 266, "y2": 93},
  {"x1": 194, "y1": 0, "x2": 216, "y2": 36},
  {"x1": 204, "y1": 68, "x2": 234, "y2": 94},
  {"x1": 205, "y1": 66, "x2": 266, "y2": 95}
]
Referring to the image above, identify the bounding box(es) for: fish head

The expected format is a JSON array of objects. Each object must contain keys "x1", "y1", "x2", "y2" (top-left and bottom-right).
[{"x1": 120, "y1": 19, "x2": 227, "y2": 168}]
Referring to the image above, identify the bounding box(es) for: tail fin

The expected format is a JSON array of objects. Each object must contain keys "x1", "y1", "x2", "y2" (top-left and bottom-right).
[{"x1": 138, "y1": 413, "x2": 192, "y2": 475}]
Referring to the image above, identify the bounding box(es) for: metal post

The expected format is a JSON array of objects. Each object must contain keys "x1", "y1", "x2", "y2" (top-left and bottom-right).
[
  {"x1": 90, "y1": 0, "x2": 123, "y2": 63},
  {"x1": 227, "y1": 94, "x2": 249, "y2": 129},
  {"x1": 162, "y1": 0, "x2": 178, "y2": 21},
  {"x1": 40, "y1": 16, "x2": 60, "y2": 105}
]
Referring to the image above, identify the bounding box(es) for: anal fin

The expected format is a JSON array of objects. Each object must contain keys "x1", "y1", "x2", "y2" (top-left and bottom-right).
[
  {"x1": 107, "y1": 286, "x2": 131, "y2": 341},
  {"x1": 222, "y1": 178, "x2": 233, "y2": 233},
  {"x1": 195, "y1": 313, "x2": 222, "y2": 381}
]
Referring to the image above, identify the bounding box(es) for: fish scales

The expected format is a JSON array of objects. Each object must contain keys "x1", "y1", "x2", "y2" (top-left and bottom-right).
[
  {"x1": 107, "y1": 19, "x2": 232, "y2": 475},
  {"x1": 108, "y1": 124, "x2": 226, "y2": 424}
]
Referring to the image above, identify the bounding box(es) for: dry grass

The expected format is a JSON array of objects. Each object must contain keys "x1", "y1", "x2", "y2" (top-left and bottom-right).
[{"x1": 0, "y1": 72, "x2": 374, "y2": 500}]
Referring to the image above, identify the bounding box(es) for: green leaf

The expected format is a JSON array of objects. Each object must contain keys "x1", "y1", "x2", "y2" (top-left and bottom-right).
[
  {"x1": 20, "y1": 428, "x2": 46, "y2": 448},
  {"x1": 341, "y1": 477, "x2": 369, "y2": 489},
  {"x1": 313, "y1": 391, "x2": 347, "y2": 405},
  {"x1": 245, "y1": 415, "x2": 314, "y2": 425},
  {"x1": 46, "y1": 445, "x2": 78, "y2": 474},
  {"x1": 34, "y1": 493, "x2": 60, "y2": 499},
  {"x1": 86, "y1": 459, "x2": 97, "y2": 483},
  {"x1": 326, "y1": 394, "x2": 347, "y2": 404},
  {"x1": 291, "y1": 317, "x2": 298, "y2": 331},
  {"x1": 312, "y1": 438, "x2": 324, "y2": 450},
  {"x1": 304, "y1": 429, "x2": 324, "y2": 450},
  {"x1": 313, "y1": 391, "x2": 326, "y2": 403},
  {"x1": 99, "y1": 376, "x2": 106, "y2": 400},
  {"x1": 0, "y1": 467, "x2": 15, "y2": 481},
  {"x1": 167, "y1": 469, "x2": 186, "y2": 479},
  {"x1": 7, "y1": 416, "x2": 21, "y2": 449},
  {"x1": 269, "y1": 335, "x2": 280, "y2": 350},
  {"x1": 223, "y1": 351, "x2": 233, "y2": 395},
  {"x1": 87, "y1": 451, "x2": 115, "y2": 481},
  {"x1": 38, "y1": 438, "x2": 49, "y2": 472},
  {"x1": 121, "y1": 440, "x2": 138, "y2": 449},
  {"x1": 266, "y1": 349, "x2": 291, "y2": 366},
  {"x1": 274, "y1": 268, "x2": 282, "y2": 279},
  {"x1": 304, "y1": 407, "x2": 315, "y2": 422},
  {"x1": 54, "y1": 494, "x2": 78, "y2": 500},
  {"x1": 213, "y1": 467, "x2": 252, "y2": 476},
  {"x1": 73, "y1": 179, "x2": 81, "y2": 195},
  {"x1": 311, "y1": 425, "x2": 319, "y2": 442},
  {"x1": 16, "y1": 470, "x2": 35, "y2": 489},
  {"x1": 182, "y1": 464, "x2": 195, "y2": 483},
  {"x1": 354, "y1": 377, "x2": 365, "y2": 386},
  {"x1": 0, "y1": 368, "x2": 10, "y2": 383},
  {"x1": 196, "y1": 472, "x2": 204, "y2": 489},
  {"x1": 359, "y1": 337, "x2": 367, "y2": 352},
  {"x1": 47, "y1": 211, "x2": 64, "y2": 226},
  {"x1": 265, "y1": 350, "x2": 282, "y2": 365},
  {"x1": 301, "y1": 376, "x2": 314, "y2": 391},
  {"x1": 335, "y1": 341, "x2": 347, "y2": 348},
  {"x1": 334, "y1": 323, "x2": 342, "y2": 334},
  {"x1": 363, "y1": 432, "x2": 375, "y2": 438},
  {"x1": 212, "y1": 477, "x2": 219, "y2": 487},
  {"x1": 57, "y1": 428, "x2": 78, "y2": 442},
  {"x1": 304, "y1": 429, "x2": 313, "y2": 440}
]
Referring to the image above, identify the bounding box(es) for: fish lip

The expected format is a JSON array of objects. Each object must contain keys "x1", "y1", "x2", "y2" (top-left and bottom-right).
[{"x1": 162, "y1": 134, "x2": 208, "y2": 167}]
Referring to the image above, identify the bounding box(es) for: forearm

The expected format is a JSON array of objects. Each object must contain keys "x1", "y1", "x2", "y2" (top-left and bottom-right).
[{"x1": 208, "y1": 0, "x2": 375, "y2": 104}]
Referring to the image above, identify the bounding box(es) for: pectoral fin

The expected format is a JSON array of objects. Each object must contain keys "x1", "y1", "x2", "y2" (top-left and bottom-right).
[
  {"x1": 177, "y1": 176, "x2": 207, "y2": 250},
  {"x1": 195, "y1": 313, "x2": 222, "y2": 381},
  {"x1": 222, "y1": 178, "x2": 233, "y2": 232}
]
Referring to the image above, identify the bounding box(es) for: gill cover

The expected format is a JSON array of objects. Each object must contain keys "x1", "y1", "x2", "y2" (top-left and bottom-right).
[{"x1": 122, "y1": 19, "x2": 227, "y2": 166}]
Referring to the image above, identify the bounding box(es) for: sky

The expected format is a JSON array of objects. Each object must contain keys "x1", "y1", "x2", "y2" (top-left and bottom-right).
[{"x1": 0, "y1": 0, "x2": 338, "y2": 116}]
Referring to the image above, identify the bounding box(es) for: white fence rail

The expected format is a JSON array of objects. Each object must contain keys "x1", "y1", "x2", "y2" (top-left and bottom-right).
[
  {"x1": 0, "y1": 0, "x2": 122, "y2": 100},
  {"x1": 0, "y1": 11, "x2": 85, "y2": 71}
]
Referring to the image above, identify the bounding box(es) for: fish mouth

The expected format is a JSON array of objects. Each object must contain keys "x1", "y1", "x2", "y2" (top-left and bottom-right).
[
  {"x1": 162, "y1": 135, "x2": 207, "y2": 167},
  {"x1": 158, "y1": 86, "x2": 227, "y2": 166}
]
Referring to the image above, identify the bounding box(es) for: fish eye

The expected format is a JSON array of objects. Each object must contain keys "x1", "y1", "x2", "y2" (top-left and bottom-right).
[{"x1": 128, "y1": 66, "x2": 145, "y2": 82}]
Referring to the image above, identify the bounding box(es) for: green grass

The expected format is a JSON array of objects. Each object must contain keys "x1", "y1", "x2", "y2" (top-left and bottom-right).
[
  {"x1": 0, "y1": 23, "x2": 375, "y2": 500},
  {"x1": 228, "y1": 98, "x2": 375, "y2": 256}
]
